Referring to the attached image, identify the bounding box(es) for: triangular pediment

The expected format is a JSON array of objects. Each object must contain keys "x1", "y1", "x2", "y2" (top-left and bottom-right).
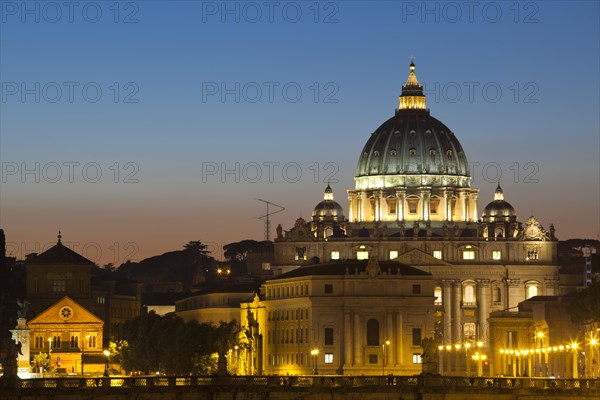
[
  {"x1": 28, "y1": 296, "x2": 103, "y2": 326},
  {"x1": 396, "y1": 248, "x2": 451, "y2": 266}
]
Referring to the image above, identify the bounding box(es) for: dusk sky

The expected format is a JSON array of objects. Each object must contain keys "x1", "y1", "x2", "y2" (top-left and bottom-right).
[{"x1": 1, "y1": 1, "x2": 599, "y2": 265}]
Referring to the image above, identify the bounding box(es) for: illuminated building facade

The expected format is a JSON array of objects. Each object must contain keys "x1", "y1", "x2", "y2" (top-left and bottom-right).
[
  {"x1": 271, "y1": 63, "x2": 560, "y2": 374},
  {"x1": 239, "y1": 260, "x2": 436, "y2": 375}
]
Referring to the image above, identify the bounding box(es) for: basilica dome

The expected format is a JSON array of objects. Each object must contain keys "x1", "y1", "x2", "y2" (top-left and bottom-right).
[
  {"x1": 312, "y1": 184, "x2": 345, "y2": 223},
  {"x1": 482, "y1": 184, "x2": 517, "y2": 223},
  {"x1": 355, "y1": 63, "x2": 471, "y2": 190}
]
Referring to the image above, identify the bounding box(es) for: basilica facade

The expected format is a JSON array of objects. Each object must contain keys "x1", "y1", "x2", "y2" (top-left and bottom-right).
[{"x1": 245, "y1": 63, "x2": 560, "y2": 375}]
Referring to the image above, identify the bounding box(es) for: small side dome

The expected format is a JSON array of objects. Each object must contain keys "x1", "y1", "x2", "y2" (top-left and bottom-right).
[
  {"x1": 482, "y1": 184, "x2": 517, "y2": 223},
  {"x1": 312, "y1": 184, "x2": 345, "y2": 223}
]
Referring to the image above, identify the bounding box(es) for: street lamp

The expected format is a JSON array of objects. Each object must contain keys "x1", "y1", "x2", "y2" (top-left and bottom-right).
[
  {"x1": 465, "y1": 342, "x2": 472, "y2": 376},
  {"x1": 310, "y1": 349, "x2": 319, "y2": 374},
  {"x1": 103, "y1": 350, "x2": 110, "y2": 377},
  {"x1": 382, "y1": 340, "x2": 390, "y2": 375},
  {"x1": 472, "y1": 353, "x2": 487, "y2": 377},
  {"x1": 82, "y1": 334, "x2": 90, "y2": 375}
]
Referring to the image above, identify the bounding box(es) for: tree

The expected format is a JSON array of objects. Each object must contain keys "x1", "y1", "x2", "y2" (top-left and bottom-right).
[
  {"x1": 567, "y1": 281, "x2": 600, "y2": 323},
  {"x1": 183, "y1": 241, "x2": 211, "y2": 259}
]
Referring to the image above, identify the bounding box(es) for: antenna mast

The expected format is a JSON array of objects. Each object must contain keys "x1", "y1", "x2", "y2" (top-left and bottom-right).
[{"x1": 256, "y1": 199, "x2": 285, "y2": 241}]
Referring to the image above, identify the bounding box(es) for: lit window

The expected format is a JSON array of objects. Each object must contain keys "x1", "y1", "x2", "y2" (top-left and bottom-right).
[
  {"x1": 463, "y1": 284, "x2": 475, "y2": 304},
  {"x1": 492, "y1": 250, "x2": 502, "y2": 260},
  {"x1": 464, "y1": 323, "x2": 476, "y2": 339},
  {"x1": 412, "y1": 353, "x2": 422, "y2": 364},
  {"x1": 295, "y1": 247, "x2": 307, "y2": 261},
  {"x1": 97, "y1": 296, "x2": 105, "y2": 305},
  {"x1": 389, "y1": 250, "x2": 398, "y2": 260},
  {"x1": 434, "y1": 287, "x2": 442, "y2": 305},
  {"x1": 331, "y1": 251, "x2": 340, "y2": 260},
  {"x1": 262, "y1": 262, "x2": 271, "y2": 270},
  {"x1": 527, "y1": 285, "x2": 538, "y2": 299},
  {"x1": 526, "y1": 249, "x2": 539, "y2": 260},
  {"x1": 462, "y1": 250, "x2": 475, "y2": 260},
  {"x1": 325, "y1": 353, "x2": 333, "y2": 364},
  {"x1": 433, "y1": 250, "x2": 442, "y2": 260},
  {"x1": 356, "y1": 251, "x2": 369, "y2": 260}
]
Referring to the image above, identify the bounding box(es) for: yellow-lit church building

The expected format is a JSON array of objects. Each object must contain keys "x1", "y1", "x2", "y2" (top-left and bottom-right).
[{"x1": 239, "y1": 63, "x2": 560, "y2": 376}]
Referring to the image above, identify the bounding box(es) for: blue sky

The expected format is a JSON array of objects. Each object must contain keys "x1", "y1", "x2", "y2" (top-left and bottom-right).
[{"x1": 1, "y1": 1, "x2": 599, "y2": 264}]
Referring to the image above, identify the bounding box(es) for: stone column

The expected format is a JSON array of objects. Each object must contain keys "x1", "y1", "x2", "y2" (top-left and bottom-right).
[
  {"x1": 476, "y1": 279, "x2": 490, "y2": 343},
  {"x1": 452, "y1": 281, "x2": 462, "y2": 342},
  {"x1": 348, "y1": 193, "x2": 355, "y2": 222},
  {"x1": 359, "y1": 192, "x2": 367, "y2": 222},
  {"x1": 396, "y1": 311, "x2": 403, "y2": 366},
  {"x1": 442, "y1": 281, "x2": 453, "y2": 344},
  {"x1": 396, "y1": 190, "x2": 406, "y2": 221},
  {"x1": 446, "y1": 192, "x2": 453, "y2": 221},
  {"x1": 386, "y1": 312, "x2": 394, "y2": 365},
  {"x1": 420, "y1": 188, "x2": 431, "y2": 221},
  {"x1": 353, "y1": 313, "x2": 362, "y2": 365},
  {"x1": 506, "y1": 279, "x2": 521, "y2": 311},
  {"x1": 470, "y1": 192, "x2": 479, "y2": 222},
  {"x1": 344, "y1": 312, "x2": 352, "y2": 370},
  {"x1": 374, "y1": 191, "x2": 381, "y2": 221}
]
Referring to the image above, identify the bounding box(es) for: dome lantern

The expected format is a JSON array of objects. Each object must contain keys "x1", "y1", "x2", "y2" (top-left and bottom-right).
[{"x1": 399, "y1": 62, "x2": 427, "y2": 111}]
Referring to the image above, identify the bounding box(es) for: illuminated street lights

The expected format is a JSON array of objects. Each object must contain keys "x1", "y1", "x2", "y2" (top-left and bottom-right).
[
  {"x1": 464, "y1": 342, "x2": 472, "y2": 376},
  {"x1": 103, "y1": 350, "x2": 110, "y2": 377},
  {"x1": 472, "y1": 353, "x2": 487, "y2": 377},
  {"x1": 310, "y1": 349, "x2": 319, "y2": 374},
  {"x1": 590, "y1": 337, "x2": 598, "y2": 378},
  {"x1": 82, "y1": 334, "x2": 90, "y2": 375},
  {"x1": 382, "y1": 340, "x2": 390, "y2": 375}
]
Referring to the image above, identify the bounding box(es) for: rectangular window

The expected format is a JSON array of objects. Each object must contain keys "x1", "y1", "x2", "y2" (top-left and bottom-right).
[
  {"x1": 97, "y1": 296, "x2": 105, "y2": 305},
  {"x1": 262, "y1": 262, "x2": 271, "y2": 270},
  {"x1": 79, "y1": 278, "x2": 85, "y2": 292},
  {"x1": 52, "y1": 276, "x2": 66, "y2": 292},
  {"x1": 412, "y1": 284, "x2": 421, "y2": 294},
  {"x1": 412, "y1": 328, "x2": 422, "y2": 346},
  {"x1": 432, "y1": 250, "x2": 442, "y2": 260},
  {"x1": 330, "y1": 251, "x2": 340, "y2": 260},
  {"x1": 324, "y1": 328, "x2": 334, "y2": 345},
  {"x1": 33, "y1": 278, "x2": 40, "y2": 294},
  {"x1": 70, "y1": 336, "x2": 79, "y2": 348},
  {"x1": 324, "y1": 284, "x2": 333, "y2": 294},
  {"x1": 492, "y1": 250, "x2": 502, "y2": 260},
  {"x1": 389, "y1": 250, "x2": 398, "y2": 260},
  {"x1": 462, "y1": 250, "x2": 475, "y2": 260},
  {"x1": 430, "y1": 199, "x2": 440, "y2": 214},
  {"x1": 369, "y1": 354, "x2": 378, "y2": 364},
  {"x1": 325, "y1": 353, "x2": 334, "y2": 364},
  {"x1": 295, "y1": 247, "x2": 307, "y2": 261},
  {"x1": 356, "y1": 251, "x2": 369, "y2": 260},
  {"x1": 464, "y1": 323, "x2": 476, "y2": 339},
  {"x1": 408, "y1": 199, "x2": 418, "y2": 214},
  {"x1": 434, "y1": 287, "x2": 442, "y2": 305},
  {"x1": 412, "y1": 353, "x2": 423, "y2": 364},
  {"x1": 387, "y1": 199, "x2": 396, "y2": 214}
]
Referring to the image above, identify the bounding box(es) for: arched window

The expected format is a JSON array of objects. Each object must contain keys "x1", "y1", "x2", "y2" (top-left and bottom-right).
[
  {"x1": 434, "y1": 287, "x2": 442, "y2": 305},
  {"x1": 527, "y1": 284, "x2": 538, "y2": 299},
  {"x1": 366, "y1": 319, "x2": 379, "y2": 346},
  {"x1": 463, "y1": 284, "x2": 475, "y2": 304}
]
